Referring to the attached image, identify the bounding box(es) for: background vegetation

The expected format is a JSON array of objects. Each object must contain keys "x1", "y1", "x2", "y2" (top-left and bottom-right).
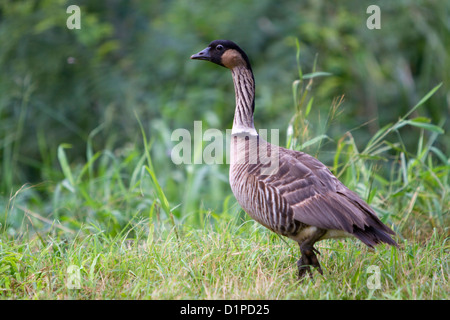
[{"x1": 0, "y1": 0, "x2": 448, "y2": 299}]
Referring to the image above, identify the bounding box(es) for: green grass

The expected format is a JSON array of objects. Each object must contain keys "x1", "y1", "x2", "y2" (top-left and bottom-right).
[
  {"x1": 0, "y1": 219, "x2": 447, "y2": 299},
  {"x1": 1, "y1": 48, "x2": 449, "y2": 300},
  {"x1": 1, "y1": 98, "x2": 448, "y2": 299}
]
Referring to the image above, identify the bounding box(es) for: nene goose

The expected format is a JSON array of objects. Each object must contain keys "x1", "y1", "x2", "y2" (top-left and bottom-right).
[{"x1": 191, "y1": 40, "x2": 397, "y2": 278}]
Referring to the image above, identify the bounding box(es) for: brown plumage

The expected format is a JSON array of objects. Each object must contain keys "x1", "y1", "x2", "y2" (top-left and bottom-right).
[{"x1": 191, "y1": 40, "x2": 397, "y2": 278}]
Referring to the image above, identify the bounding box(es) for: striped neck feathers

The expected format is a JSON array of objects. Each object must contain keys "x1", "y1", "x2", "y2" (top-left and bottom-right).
[{"x1": 230, "y1": 65, "x2": 257, "y2": 136}]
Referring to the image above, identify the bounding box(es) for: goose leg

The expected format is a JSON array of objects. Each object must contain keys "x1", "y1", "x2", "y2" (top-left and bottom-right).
[
  {"x1": 297, "y1": 245, "x2": 323, "y2": 278},
  {"x1": 297, "y1": 229, "x2": 326, "y2": 279}
]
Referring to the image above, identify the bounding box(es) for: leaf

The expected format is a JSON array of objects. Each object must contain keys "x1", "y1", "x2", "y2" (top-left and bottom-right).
[
  {"x1": 295, "y1": 38, "x2": 303, "y2": 80},
  {"x1": 365, "y1": 123, "x2": 393, "y2": 150},
  {"x1": 302, "y1": 72, "x2": 333, "y2": 79},
  {"x1": 401, "y1": 83, "x2": 443, "y2": 120},
  {"x1": 430, "y1": 146, "x2": 449, "y2": 164},
  {"x1": 305, "y1": 97, "x2": 314, "y2": 117},
  {"x1": 89, "y1": 254, "x2": 102, "y2": 283},
  {"x1": 57, "y1": 144, "x2": 75, "y2": 190},
  {"x1": 409, "y1": 117, "x2": 431, "y2": 123},
  {"x1": 299, "y1": 134, "x2": 330, "y2": 150},
  {"x1": 134, "y1": 110, "x2": 171, "y2": 216},
  {"x1": 404, "y1": 120, "x2": 444, "y2": 133}
]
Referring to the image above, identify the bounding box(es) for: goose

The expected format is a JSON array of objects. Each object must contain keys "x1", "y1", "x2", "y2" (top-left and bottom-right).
[{"x1": 190, "y1": 40, "x2": 397, "y2": 278}]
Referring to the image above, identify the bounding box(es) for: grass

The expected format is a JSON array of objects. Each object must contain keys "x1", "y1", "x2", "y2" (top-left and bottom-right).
[
  {"x1": 1, "y1": 48, "x2": 449, "y2": 300},
  {"x1": 1, "y1": 107, "x2": 448, "y2": 300},
  {"x1": 0, "y1": 219, "x2": 447, "y2": 299}
]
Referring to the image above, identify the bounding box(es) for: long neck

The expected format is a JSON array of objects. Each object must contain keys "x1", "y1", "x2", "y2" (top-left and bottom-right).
[{"x1": 230, "y1": 66, "x2": 257, "y2": 135}]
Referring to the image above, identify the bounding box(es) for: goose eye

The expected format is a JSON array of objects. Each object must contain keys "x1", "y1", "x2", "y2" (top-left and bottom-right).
[{"x1": 216, "y1": 45, "x2": 224, "y2": 51}]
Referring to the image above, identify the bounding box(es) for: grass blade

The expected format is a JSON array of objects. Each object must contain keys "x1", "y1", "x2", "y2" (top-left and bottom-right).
[
  {"x1": 401, "y1": 83, "x2": 443, "y2": 121},
  {"x1": 57, "y1": 144, "x2": 75, "y2": 191},
  {"x1": 134, "y1": 111, "x2": 171, "y2": 217}
]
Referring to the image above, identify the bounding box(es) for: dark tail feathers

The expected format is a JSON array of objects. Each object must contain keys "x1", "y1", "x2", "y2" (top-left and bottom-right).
[{"x1": 352, "y1": 224, "x2": 398, "y2": 248}]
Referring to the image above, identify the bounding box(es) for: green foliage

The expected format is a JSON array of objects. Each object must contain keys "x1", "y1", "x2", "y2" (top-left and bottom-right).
[
  {"x1": 1, "y1": 0, "x2": 448, "y2": 237},
  {"x1": 0, "y1": 0, "x2": 449, "y2": 300},
  {"x1": 1, "y1": 0, "x2": 449, "y2": 194}
]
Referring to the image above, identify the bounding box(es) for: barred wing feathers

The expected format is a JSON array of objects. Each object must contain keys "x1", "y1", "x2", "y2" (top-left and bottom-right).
[{"x1": 260, "y1": 146, "x2": 397, "y2": 248}]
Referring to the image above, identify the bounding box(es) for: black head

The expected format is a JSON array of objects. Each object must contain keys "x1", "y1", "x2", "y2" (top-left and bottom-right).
[{"x1": 190, "y1": 40, "x2": 252, "y2": 70}]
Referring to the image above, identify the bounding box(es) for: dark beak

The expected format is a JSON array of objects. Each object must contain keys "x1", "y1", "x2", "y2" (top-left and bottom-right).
[{"x1": 190, "y1": 47, "x2": 211, "y2": 61}]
